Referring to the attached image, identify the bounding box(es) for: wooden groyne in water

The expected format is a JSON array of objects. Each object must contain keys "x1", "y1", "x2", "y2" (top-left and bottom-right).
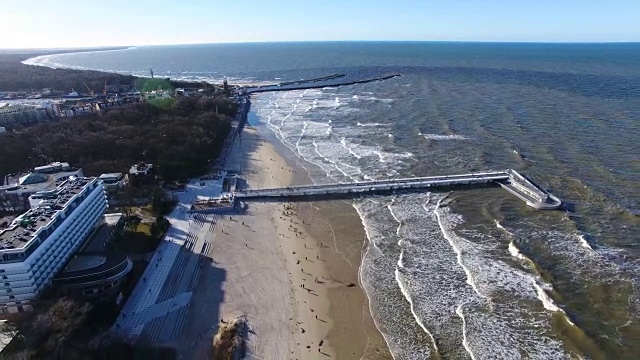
[
  {"x1": 243, "y1": 73, "x2": 402, "y2": 94},
  {"x1": 233, "y1": 170, "x2": 562, "y2": 210}
]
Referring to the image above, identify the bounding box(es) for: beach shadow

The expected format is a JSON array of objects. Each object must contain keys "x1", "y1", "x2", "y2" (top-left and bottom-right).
[{"x1": 117, "y1": 234, "x2": 226, "y2": 359}]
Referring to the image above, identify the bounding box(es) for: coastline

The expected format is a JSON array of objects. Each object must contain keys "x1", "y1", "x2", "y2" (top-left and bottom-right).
[
  {"x1": 20, "y1": 46, "x2": 135, "y2": 68},
  {"x1": 254, "y1": 124, "x2": 393, "y2": 358},
  {"x1": 189, "y1": 124, "x2": 391, "y2": 358},
  {"x1": 11, "y1": 48, "x2": 393, "y2": 357}
]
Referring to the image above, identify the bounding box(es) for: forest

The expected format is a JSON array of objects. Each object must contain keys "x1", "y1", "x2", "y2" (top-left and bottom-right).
[
  {"x1": 0, "y1": 53, "x2": 137, "y2": 93},
  {"x1": 0, "y1": 96, "x2": 237, "y2": 181},
  {"x1": 0, "y1": 52, "x2": 204, "y2": 93}
]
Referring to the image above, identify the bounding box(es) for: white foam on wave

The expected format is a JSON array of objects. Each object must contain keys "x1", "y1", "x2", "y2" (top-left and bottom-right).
[
  {"x1": 354, "y1": 199, "x2": 434, "y2": 359},
  {"x1": 500, "y1": 223, "x2": 579, "y2": 329},
  {"x1": 577, "y1": 234, "x2": 595, "y2": 251},
  {"x1": 455, "y1": 305, "x2": 478, "y2": 360},
  {"x1": 435, "y1": 198, "x2": 489, "y2": 302},
  {"x1": 391, "y1": 196, "x2": 441, "y2": 356},
  {"x1": 532, "y1": 281, "x2": 560, "y2": 312},
  {"x1": 353, "y1": 200, "x2": 383, "y2": 255},
  {"x1": 340, "y1": 137, "x2": 361, "y2": 159},
  {"x1": 350, "y1": 93, "x2": 394, "y2": 103},
  {"x1": 419, "y1": 132, "x2": 470, "y2": 140},
  {"x1": 357, "y1": 122, "x2": 391, "y2": 127},
  {"x1": 532, "y1": 281, "x2": 577, "y2": 327},
  {"x1": 495, "y1": 220, "x2": 515, "y2": 236},
  {"x1": 387, "y1": 199, "x2": 402, "y2": 239},
  {"x1": 508, "y1": 241, "x2": 528, "y2": 262},
  {"x1": 395, "y1": 261, "x2": 440, "y2": 357},
  {"x1": 357, "y1": 192, "x2": 573, "y2": 359}
]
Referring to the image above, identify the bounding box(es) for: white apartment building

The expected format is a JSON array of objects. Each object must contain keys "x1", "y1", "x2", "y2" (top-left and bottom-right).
[{"x1": 0, "y1": 177, "x2": 107, "y2": 314}]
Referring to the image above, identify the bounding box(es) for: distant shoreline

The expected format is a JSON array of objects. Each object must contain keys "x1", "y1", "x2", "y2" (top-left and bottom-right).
[{"x1": 21, "y1": 46, "x2": 135, "y2": 70}]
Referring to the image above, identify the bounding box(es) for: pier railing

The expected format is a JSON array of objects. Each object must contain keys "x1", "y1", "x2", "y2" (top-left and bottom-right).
[{"x1": 232, "y1": 169, "x2": 561, "y2": 210}]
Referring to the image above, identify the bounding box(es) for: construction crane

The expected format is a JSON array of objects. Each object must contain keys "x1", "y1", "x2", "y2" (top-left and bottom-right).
[{"x1": 83, "y1": 82, "x2": 94, "y2": 96}]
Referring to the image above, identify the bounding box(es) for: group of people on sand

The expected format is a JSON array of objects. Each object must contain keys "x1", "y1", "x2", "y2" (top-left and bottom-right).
[{"x1": 279, "y1": 202, "x2": 332, "y2": 356}]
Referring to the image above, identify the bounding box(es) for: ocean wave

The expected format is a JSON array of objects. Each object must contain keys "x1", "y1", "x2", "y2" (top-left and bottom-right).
[
  {"x1": 355, "y1": 198, "x2": 438, "y2": 359},
  {"x1": 395, "y1": 261, "x2": 439, "y2": 357},
  {"x1": 340, "y1": 137, "x2": 361, "y2": 159},
  {"x1": 419, "y1": 132, "x2": 471, "y2": 140},
  {"x1": 577, "y1": 234, "x2": 595, "y2": 251},
  {"x1": 357, "y1": 122, "x2": 391, "y2": 127}
]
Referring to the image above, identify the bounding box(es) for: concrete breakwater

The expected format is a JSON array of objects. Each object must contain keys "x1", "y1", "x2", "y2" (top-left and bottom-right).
[
  {"x1": 278, "y1": 73, "x2": 345, "y2": 86},
  {"x1": 242, "y1": 73, "x2": 401, "y2": 94}
]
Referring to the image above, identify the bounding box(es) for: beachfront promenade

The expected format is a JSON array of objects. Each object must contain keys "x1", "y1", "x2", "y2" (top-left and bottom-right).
[
  {"x1": 235, "y1": 169, "x2": 562, "y2": 210},
  {"x1": 111, "y1": 180, "x2": 222, "y2": 344}
]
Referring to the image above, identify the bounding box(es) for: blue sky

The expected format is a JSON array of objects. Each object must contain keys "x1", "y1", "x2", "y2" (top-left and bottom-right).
[{"x1": 1, "y1": 0, "x2": 638, "y2": 48}]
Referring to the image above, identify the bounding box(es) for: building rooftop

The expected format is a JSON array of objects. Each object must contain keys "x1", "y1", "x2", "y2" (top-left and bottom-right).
[
  {"x1": 4, "y1": 163, "x2": 81, "y2": 194},
  {"x1": 53, "y1": 253, "x2": 131, "y2": 286},
  {"x1": 129, "y1": 163, "x2": 153, "y2": 175},
  {"x1": 33, "y1": 162, "x2": 71, "y2": 174},
  {"x1": 78, "y1": 213, "x2": 125, "y2": 253},
  {"x1": 0, "y1": 177, "x2": 96, "y2": 253},
  {"x1": 99, "y1": 172, "x2": 124, "y2": 183},
  {"x1": 64, "y1": 255, "x2": 107, "y2": 272}
]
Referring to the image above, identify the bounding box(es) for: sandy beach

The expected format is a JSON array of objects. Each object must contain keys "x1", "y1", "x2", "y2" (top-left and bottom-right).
[{"x1": 185, "y1": 126, "x2": 390, "y2": 359}]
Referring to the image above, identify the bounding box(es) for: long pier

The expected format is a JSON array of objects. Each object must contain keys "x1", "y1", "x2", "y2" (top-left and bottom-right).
[{"x1": 234, "y1": 169, "x2": 562, "y2": 210}]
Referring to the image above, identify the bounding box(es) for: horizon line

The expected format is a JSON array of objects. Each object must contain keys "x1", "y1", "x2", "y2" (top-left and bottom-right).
[{"x1": 3, "y1": 39, "x2": 640, "y2": 51}]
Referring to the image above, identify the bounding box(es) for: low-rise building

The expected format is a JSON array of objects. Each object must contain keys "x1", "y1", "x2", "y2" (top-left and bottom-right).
[
  {"x1": 53, "y1": 213, "x2": 131, "y2": 299},
  {"x1": 99, "y1": 172, "x2": 128, "y2": 191},
  {"x1": 129, "y1": 163, "x2": 154, "y2": 177},
  {"x1": 0, "y1": 177, "x2": 107, "y2": 314}
]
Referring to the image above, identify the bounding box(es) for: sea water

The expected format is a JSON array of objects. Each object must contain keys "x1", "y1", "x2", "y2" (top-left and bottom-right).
[{"x1": 28, "y1": 42, "x2": 640, "y2": 359}]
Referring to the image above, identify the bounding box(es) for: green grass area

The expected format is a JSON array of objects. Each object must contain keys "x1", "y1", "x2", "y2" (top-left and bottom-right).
[
  {"x1": 138, "y1": 205, "x2": 155, "y2": 219},
  {"x1": 135, "y1": 222, "x2": 152, "y2": 236}
]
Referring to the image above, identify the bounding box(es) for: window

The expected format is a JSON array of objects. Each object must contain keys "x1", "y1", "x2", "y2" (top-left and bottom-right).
[
  {"x1": 3, "y1": 282, "x2": 9, "y2": 286},
  {"x1": 6, "y1": 289, "x2": 12, "y2": 293},
  {"x1": 8, "y1": 295, "x2": 14, "y2": 300},
  {"x1": 1, "y1": 276, "x2": 7, "y2": 280},
  {"x1": 0, "y1": 269, "x2": 5, "y2": 273}
]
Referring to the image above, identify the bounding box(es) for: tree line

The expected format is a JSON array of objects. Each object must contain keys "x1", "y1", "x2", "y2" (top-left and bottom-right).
[
  {"x1": 0, "y1": 54, "x2": 136, "y2": 93},
  {"x1": 0, "y1": 96, "x2": 237, "y2": 182},
  {"x1": 0, "y1": 53, "x2": 207, "y2": 93}
]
